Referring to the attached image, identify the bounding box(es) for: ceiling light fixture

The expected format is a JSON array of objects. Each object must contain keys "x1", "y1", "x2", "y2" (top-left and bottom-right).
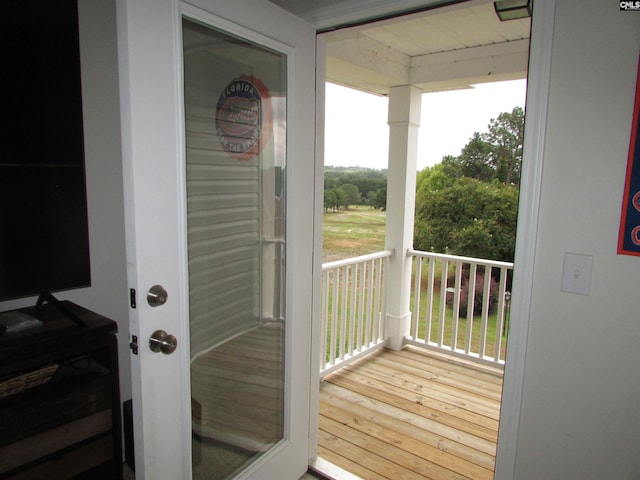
[{"x1": 494, "y1": 0, "x2": 532, "y2": 21}]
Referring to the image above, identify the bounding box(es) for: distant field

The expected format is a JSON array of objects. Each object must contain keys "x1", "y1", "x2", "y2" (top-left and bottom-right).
[{"x1": 322, "y1": 206, "x2": 386, "y2": 262}]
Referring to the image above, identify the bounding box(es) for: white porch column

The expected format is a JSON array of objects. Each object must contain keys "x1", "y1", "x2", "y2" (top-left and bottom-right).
[{"x1": 385, "y1": 85, "x2": 421, "y2": 351}]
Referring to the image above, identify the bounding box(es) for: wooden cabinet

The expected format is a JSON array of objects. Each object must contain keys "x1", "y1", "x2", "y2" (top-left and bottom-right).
[{"x1": 0, "y1": 301, "x2": 122, "y2": 479}]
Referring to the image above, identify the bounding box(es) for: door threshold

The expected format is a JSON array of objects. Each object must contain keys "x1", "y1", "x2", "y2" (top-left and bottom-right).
[{"x1": 309, "y1": 457, "x2": 362, "y2": 480}]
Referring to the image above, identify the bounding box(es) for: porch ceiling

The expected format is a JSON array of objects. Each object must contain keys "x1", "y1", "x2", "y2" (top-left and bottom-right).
[{"x1": 270, "y1": 0, "x2": 531, "y2": 96}]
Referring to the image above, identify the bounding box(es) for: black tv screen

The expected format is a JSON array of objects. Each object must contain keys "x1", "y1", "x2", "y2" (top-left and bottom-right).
[{"x1": 0, "y1": 0, "x2": 91, "y2": 301}]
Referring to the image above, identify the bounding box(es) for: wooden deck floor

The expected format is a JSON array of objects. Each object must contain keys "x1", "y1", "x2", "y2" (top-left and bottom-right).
[{"x1": 318, "y1": 346, "x2": 504, "y2": 480}]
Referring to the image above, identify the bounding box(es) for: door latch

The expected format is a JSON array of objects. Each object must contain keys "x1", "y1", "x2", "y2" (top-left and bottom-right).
[{"x1": 129, "y1": 335, "x2": 139, "y2": 355}]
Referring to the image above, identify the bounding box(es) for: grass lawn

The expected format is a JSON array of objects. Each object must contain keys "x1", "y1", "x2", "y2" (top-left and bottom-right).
[{"x1": 322, "y1": 206, "x2": 386, "y2": 262}]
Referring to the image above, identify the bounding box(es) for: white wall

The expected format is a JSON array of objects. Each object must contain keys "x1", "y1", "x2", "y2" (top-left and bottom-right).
[
  {"x1": 0, "y1": 0, "x2": 130, "y2": 403},
  {"x1": 74, "y1": 0, "x2": 130, "y2": 404},
  {"x1": 513, "y1": 0, "x2": 640, "y2": 477}
]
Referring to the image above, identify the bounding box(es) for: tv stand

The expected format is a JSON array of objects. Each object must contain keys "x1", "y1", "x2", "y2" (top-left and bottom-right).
[{"x1": 0, "y1": 301, "x2": 122, "y2": 479}]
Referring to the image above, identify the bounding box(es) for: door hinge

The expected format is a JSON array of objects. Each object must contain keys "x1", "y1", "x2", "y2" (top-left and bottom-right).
[
  {"x1": 129, "y1": 335, "x2": 139, "y2": 355},
  {"x1": 130, "y1": 288, "x2": 137, "y2": 309}
]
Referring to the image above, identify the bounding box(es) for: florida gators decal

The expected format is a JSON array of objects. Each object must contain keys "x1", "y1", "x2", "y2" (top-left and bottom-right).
[{"x1": 216, "y1": 75, "x2": 273, "y2": 160}]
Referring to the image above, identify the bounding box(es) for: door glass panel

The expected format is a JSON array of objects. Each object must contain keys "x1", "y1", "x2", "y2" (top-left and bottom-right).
[{"x1": 182, "y1": 18, "x2": 286, "y2": 480}]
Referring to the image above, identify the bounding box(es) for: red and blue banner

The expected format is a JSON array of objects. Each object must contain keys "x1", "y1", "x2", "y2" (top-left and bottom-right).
[{"x1": 618, "y1": 57, "x2": 640, "y2": 256}]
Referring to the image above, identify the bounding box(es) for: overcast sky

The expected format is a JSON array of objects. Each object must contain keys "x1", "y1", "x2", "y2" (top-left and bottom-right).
[{"x1": 324, "y1": 79, "x2": 527, "y2": 171}]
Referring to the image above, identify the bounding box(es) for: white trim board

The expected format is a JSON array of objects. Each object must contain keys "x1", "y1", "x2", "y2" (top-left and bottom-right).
[{"x1": 494, "y1": 0, "x2": 556, "y2": 478}]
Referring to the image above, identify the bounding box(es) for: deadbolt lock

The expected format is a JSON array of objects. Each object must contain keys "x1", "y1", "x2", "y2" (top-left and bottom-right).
[{"x1": 147, "y1": 285, "x2": 168, "y2": 307}]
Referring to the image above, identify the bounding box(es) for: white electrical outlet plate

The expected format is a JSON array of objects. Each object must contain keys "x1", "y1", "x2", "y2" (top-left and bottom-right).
[{"x1": 561, "y1": 253, "x2": 593, "y2": 296}]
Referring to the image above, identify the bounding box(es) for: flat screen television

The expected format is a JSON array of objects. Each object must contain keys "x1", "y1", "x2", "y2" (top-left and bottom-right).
[{"x1": 0, "y1": 0, "x2": 91, "y2": 301}]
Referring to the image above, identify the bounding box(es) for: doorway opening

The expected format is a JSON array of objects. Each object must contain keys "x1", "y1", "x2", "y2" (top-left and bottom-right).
[{"x1": 315, "y1": 1, "x2": 531, "y2": 478}]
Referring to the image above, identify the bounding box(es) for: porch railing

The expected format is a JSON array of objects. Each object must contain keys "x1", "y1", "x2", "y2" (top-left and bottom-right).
[
  {"x1": 319, "y1": 250, "x2": 392, "y2": 379},
  {"x1": 407, "y1": 249, "x2": 513, "y2": 367},
  {"x1": 319, "y1": 249, "x2": 513, "y2": 378}
]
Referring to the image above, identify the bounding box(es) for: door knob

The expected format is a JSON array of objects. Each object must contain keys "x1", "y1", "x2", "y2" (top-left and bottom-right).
[{"x1": 149, "y1": 329, "x2": 177, "y2": 354}]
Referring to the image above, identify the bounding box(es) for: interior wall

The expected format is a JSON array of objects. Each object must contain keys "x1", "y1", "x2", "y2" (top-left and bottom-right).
[
  {"x1": 0, "y1": 0, "x2": 130, "y2": 403},
  {"x1": 513, "y1": 0, "x2": 639, "y2": 477},
  {"x1": 73, "y1": 0, "x2": 130, "y2": 404}
]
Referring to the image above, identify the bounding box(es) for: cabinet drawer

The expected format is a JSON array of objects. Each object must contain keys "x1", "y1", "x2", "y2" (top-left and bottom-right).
[
  {"x1": 0, "y1": 374, "x2": 112, "y2": 446},
  {"x1": 1, "y1": 432, "x2": 114, "y2": 480},
  {"x1": 0, "y1": 410, "x2": 112, "y2": 476}
]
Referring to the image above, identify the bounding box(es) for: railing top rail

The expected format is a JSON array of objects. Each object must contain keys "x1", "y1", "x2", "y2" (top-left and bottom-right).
[
  {"x1": 407, "y1": 249, "x2": 514, "y2": 269},
  {"x1": 322, "y1": 249, "x2": 394, "y2": 271}
]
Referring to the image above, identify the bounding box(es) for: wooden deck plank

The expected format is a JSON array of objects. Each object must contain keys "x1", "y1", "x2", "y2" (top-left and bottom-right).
[
  {"x1": 383, "y1": 351, "x2": 503, "y2": 397},
  {"x1": 326, "y1": 371, "x2": 498, "y2": 443},
  {"x1": 321, "y1": 379, "x2": 497, "y2": 455},
  {"x1": 318, "y1": 347, "x2": 503, "y2": 480},
  {"x1": 318, "y1": 437, "x2": 390, "y2": 480},
  {"x1": 319, "y1": 398, "x2": 493, "y2": 479},
  {"x1": 371, "y1": 352, "x2": 503, "y2": 401},
  {"x1": 337, "y1": 361, "x2": 501, "y2": 423},
  {"x1": 397, "y1": 346, "x2": 504, "y2": 384},
  {"x1": 321, "y1": 417, "x2": 471, "y2": 480},
  {"x1": 320, "y1": 384, "x2": 496, "y2": 471}
]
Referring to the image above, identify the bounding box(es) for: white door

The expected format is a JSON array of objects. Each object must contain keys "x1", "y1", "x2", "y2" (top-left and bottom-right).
[{"x1": 117, "y1": 1, "x2": 316, "y2": 478}]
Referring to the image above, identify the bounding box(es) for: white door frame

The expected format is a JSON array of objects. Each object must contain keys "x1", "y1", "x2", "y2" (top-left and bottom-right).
[{"x1": 494, "y1": 0, "x2": 556, "y2": 477}]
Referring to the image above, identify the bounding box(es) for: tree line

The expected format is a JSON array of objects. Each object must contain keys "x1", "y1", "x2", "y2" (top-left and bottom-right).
[
  {"x1": 323, "y1": 166, "x2": 387, "y2": 211},
  {"x1": 324, "y1": 106, "x2": 524, "y2": 263}
]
